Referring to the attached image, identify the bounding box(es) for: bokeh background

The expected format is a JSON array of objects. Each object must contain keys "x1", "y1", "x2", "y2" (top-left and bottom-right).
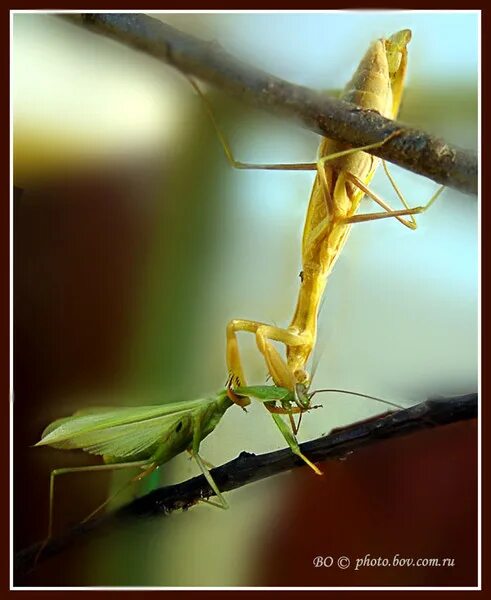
[{"x1": 13, "y1": 12, "x2": 478, "y2": 587}]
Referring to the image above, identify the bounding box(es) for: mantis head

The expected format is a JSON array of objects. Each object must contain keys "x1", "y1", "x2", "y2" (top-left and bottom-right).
[{"x1": 384, "y1": 29, "x2": 412, "y2": 118}]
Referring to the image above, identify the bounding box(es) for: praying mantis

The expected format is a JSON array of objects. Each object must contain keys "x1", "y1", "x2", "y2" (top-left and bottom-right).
[
  {"x1": 32, "y1": 384, "x2": 317, "y2": 559},
  {"x1": 33, "y1": 28, "x2": 444, "y2": 555},
  {"x1": 34, "y1": 383, "x2": 402, "y2": 558},
  {"x1": 187, "y1": 29, "x2": 443, "y2": 434}
]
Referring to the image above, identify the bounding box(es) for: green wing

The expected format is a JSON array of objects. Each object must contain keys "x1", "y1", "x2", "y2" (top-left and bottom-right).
[
  {"x1": 35, "y1": 390, "x2": 229, "y2": 460},
  {"x1": 42, "y1": 412, "x2": 189, "y2": 459},
  {"x1": 38, "y1": 407, "x2": 123, "y2": 440},
  {"x1": 36, "y1": 397, "x2": 213, "y2": 447}
]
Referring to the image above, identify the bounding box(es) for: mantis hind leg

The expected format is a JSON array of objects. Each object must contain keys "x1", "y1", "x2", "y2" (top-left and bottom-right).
[
  {"x1": 314, "y1": 133, "x2": 444, "y2": 228},
  {"x1": 314, "y1": 131, "x2": 405, "y2": 217},
  {"x1": 35, "y1": 460, "x2": 150, "y2": 566},
  {"x1": 343, "y1": 168, "x2": 445, "y2": 228},
  {"x1": 81, "y1": 462, "x2": 158, "y2": 524},
  {"x1": 315, "y1": 131, "x2": 444, "y2": 227},
  {"x1": 340, "y1": 183, "x2": 444, "y2": 226},
  {"x1": 188, "y1": 79, "x2": 444, "y2": 228}
]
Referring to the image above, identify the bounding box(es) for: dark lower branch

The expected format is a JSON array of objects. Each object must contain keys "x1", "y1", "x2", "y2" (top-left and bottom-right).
[
  {"x1": 15, "y1": 392, "x2": 477, "y2": 580},
  {"x1": 57, "y1": 13, "x2": 477, "y2": 196}
]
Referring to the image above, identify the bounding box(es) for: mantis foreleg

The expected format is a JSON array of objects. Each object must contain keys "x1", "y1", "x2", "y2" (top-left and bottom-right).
[
  {"x1": 270, "y1": 413, "x2": 322, "y2": 475},
  {"x1": 226, "y1": 318, "x2": 311, "y2": 391}
]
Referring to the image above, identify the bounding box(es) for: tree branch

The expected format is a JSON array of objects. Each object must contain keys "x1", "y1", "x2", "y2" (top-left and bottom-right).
[
  {"x1": 15, "y1": 392, "x2": 477, "y2": 579},
  {"x1": 57, "y1": 13, "x2": 477, "y2": 196}
]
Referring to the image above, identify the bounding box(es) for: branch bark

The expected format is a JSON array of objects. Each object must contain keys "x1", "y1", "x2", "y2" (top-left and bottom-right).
[
  {"x1": 15, "y1": 392, "x2": 477, "y2": 580},
  {"x1": 57, "y1": 13, "x2": 477, "y2": 196}
]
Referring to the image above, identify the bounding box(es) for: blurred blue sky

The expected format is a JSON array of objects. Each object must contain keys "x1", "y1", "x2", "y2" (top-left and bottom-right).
[
  {"x1": 170, "y1": 11, "x2": 479, "y2": 87},
  {"x1": 13, "y1": 11, "x2": 479, "y2": 184}
]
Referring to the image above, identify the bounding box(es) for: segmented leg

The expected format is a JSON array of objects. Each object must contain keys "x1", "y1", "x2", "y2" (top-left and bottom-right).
[
  {"x1": 300, "y1": 174, "x2": 443, "y2": 236},
  {"x1": 190, "y1": 414, "x2": 228, "y2": 508},
  {"x1": 81, "y1": 463, "x2": 158, "y2": 524},
  {"x1": 314, "y1": 134, "x2": 444, "y2": 227},
  {"x1": 347, "y1": 171, "x2": 416, "y2": 228},
  {"x1": 344, "y1": 170, "x2": 445, "y2": 227},
  {"x1": 187, "y1": 449, "x2": 215, "y2": 469},
  {"x1": 193, "y1": 452, "x2": 229, "y2": 509},
  {"x1": 187, "y1": 76, "x2": 318, "y2": 171},
  {"x1": 340, "y1": 186, "x2": 443, "y2": 225},
  {"x1": 35, "y1": 460, "x2": 150, "y2": 565},
  {"x1": 226, "y1": 318, "x2": 311, "y2": 391},
  {"x1": 264, "y1": 402, "x2": 302, "y2": 434},
  {"x1": 191, "y1": 76, "x2": 444, "y2": 228},
  {"x1": 270, "y1": 412, "x2": 322, "y2": 475}
]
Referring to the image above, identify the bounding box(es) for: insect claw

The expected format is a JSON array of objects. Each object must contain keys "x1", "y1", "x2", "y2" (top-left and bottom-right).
[{"x1": 226, "y1": 384, "x2": 251, "y2": 409}]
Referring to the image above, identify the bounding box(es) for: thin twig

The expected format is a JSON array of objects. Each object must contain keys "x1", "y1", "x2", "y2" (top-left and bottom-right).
[
  {"x1": 15, "y1": 392, "x2": 477, "y2": 579},
  {"x1": 57, "y1": 13, "x2": 477, "y2": 196}
]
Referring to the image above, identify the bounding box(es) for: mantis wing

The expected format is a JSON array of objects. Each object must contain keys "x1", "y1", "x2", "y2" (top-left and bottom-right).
[
  {"x1": 36, "y1": 396, "x2": 217, "y2": 446},
  {"x1": 51, "y1": 413, "x2": 191, "y2": 459},
  {"x1": 40, "y1": 411, "x2": 189, "y2": 459},
  {"x1": 35, "y1": 391, "x2": 230, "y2": 460}
]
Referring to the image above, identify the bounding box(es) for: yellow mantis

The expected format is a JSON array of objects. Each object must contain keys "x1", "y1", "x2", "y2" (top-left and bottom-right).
[
  {"x1": 188, "y1": 29, "x2": 443, "y2": 435},
  {"x1": 32, "y1": 30, "x2": 446, "y2": 557}
]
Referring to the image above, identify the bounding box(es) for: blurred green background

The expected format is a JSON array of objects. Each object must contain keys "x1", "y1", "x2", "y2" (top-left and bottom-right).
[{"x1": 13, "y1": 12, "x2": 478, "y2": 587}]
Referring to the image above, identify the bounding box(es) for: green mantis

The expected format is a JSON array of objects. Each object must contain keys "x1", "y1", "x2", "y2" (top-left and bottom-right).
[
  {"x1": 35, "y1": 383, "x2": 404, "y2": 548},
  {"x1": 34, "y1": 384, "x2": 325, "y2": 555},
  {"x1": 35, "y1": 389, "x2": 234, "y2": 543}
]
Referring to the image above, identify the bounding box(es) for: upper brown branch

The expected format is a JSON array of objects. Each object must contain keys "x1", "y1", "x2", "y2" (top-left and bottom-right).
[
  {"x1": 15, "y1": 392, "x2": 476, "y2": 580},
  {"x1": 57, "y1": 13, "x2": 477, "y2": 196}
]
